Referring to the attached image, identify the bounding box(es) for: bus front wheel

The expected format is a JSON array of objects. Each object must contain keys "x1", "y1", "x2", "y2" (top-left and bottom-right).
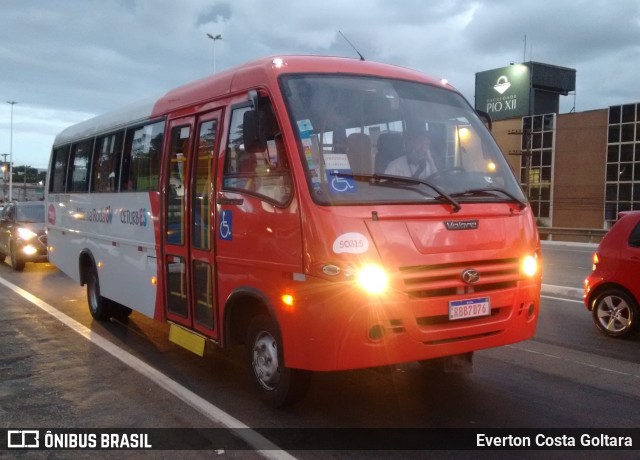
[
  {"x1": 86, "y1": 266, "x2": 113, "y2": 321},
  {"x1": 246, "y1": 315, "x2": 310, "y2": 408}
]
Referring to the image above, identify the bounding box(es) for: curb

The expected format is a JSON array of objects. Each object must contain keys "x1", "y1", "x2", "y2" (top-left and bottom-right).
[
  {"x1": 541, "y1": 240, "x2": 598, "y2": 249},
  {"x1": 541, "y1": 284, "x2": 583, "y2": 301}
]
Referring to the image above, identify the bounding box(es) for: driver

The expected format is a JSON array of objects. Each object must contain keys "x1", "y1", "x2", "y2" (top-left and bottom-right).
[{"x1": 384, "y1": 131, "x2": 437, "y2": 179}]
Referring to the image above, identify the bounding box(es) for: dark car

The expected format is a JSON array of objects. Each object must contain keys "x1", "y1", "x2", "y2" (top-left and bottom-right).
[
  {"x1": 584, "y1": 211, "x2": 640, "y2": 338},
  {"x1": 0, "y1": 201, "x2": 48, "y2": 271}
]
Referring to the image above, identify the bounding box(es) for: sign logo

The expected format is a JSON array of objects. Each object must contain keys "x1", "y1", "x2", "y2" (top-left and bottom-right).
[
  {"x1": 8, "y1": 430, "x2": 40, "y2": 448},
  {"x1": 493, "y1": 75, "x2": 511, "y2": 94},
  {"x1": 461, "y1": 269, "x2": 480, "y2": 285},
  {"x1": 444, "y1": 220, "x2": 479, "y2": 231},
  {"x1": 48, "y1": 204, "x2": 56, "y2": 226},
  {"x1": 219, "y1": 210, "x2": 232, "y2": 240}
]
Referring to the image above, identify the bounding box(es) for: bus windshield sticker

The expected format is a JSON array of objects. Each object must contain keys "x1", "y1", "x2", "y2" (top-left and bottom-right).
[
  {"x1": 297, "y1": 119, "x2": 313, "y2": 135},
  {"x1": 298, "y1": 120, "x2": 322, "y2": 192},
  {"x1": 219, "y1": 210, "x2": 233, "y2": 240},
  {"x1": 324, "y1": 153, "x2": 357, "y2": 194},
  {"x1": 333, "y1": 232, "x2": 369, "y2": 254},
  {"x1": 324, "y1": 153, "x2": 351, "y2": 170}
]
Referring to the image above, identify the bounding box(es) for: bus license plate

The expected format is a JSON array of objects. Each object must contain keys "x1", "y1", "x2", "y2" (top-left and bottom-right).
[{"x1": 449, "y1": 297, "x2": 490, "y2": 321}]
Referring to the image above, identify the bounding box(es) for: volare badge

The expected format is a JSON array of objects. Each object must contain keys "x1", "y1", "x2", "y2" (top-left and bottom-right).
[{"x1": 444, "y1": 220, "x2": 479, "y2": 230}]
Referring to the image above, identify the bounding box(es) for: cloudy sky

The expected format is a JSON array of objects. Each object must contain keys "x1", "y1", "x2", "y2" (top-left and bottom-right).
[{"x1": 1, "y1": 0, "x2": 639, "y2": 169}]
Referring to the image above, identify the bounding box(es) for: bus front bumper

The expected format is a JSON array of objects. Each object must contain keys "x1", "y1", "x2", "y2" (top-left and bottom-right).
[{"x1": 280, "y1": 281, "x2": 540, "y2": 372}]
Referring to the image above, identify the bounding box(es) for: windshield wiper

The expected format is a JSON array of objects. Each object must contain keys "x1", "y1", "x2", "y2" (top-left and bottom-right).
[
  {"x1": 334, "y1": 172, "x2": 461, "y2": 213},
  {"x1": 451, "y1": 188, "x2": 527, "y2": 210}
]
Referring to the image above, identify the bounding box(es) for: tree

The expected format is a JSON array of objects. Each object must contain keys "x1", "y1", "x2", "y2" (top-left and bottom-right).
[{"x1": 11, "y1": 165, "x2": 40, "y2": 183}]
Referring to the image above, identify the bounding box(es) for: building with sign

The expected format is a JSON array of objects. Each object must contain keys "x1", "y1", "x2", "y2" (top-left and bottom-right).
[
  {"x1": 476, "y1": 62, "x2": 639, "y2": 236},
  {"x1": 475, "y1": 62, "x2": 576, "y2": 121}
]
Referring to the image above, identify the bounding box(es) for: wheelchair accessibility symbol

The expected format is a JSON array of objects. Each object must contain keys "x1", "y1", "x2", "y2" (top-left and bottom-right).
[
  {"x1": 219, "y1": 210, "x2": 232, "y2": 240},
  {"x1": 328, "y1": 170, "x2": 357, "y2": 194}
]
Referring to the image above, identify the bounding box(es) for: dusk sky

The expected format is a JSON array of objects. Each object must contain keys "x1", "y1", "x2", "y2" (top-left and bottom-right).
[{"x1": 1, "y1": 0, "x2": 639, "y2": 169}]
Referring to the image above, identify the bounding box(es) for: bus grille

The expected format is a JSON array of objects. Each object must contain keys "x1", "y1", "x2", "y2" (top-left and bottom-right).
[{"x1": 398, "y1": 258, "x2": 521, "y2": 298}]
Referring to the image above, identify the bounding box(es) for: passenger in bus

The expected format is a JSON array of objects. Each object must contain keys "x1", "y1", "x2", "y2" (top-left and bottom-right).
[
  {"x1": 346, "y1": 132, "x2": 372, "y2": 174},
  {"x1": 384, "y1": 131, "x2": 437, "y2": 179}
]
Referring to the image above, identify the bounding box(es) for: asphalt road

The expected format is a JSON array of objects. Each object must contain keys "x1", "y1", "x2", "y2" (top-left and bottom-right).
[{"x1": 1, "y1": 242, "x2": 639, "y2": 459}]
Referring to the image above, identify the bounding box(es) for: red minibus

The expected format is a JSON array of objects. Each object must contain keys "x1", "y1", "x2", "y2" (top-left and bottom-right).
[{"x1": 46, "y1": 55, "x2": 541, "y2": 406}]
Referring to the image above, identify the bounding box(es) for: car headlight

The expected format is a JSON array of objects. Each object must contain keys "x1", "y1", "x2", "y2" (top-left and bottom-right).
[
  {"x1": 17, "y1": 227, "x2": 38, "y2": 240},
  {"x1": 22, "y1": 245, "x2": 38, "y2": 256},
  {"x1": 521, "y1": 254, "x2": 539, "y2": 278},
  {"x1": 356, "y1": 264, "x2": 388, "y2": 295}
]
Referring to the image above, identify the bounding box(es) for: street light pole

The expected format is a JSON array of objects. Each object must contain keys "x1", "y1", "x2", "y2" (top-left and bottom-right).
[
  {"x1": 7, "y1": 101, "x2": 17, "y2": 202},
  {"x1": 206, "y1": 33, "x2": 222, "y2": 73}
]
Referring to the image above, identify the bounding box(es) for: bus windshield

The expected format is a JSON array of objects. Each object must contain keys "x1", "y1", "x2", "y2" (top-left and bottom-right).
[{"x1": 281, "y1": 74, "x2": 526, "y2": 207}]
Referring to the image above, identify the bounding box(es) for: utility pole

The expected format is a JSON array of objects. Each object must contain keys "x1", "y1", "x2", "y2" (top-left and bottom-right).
[
  {"x1": 508, "y1": 127, "x2": 533, "y2": 199},
  {"x1": 23, "y1": 165, "x2": 29, "y2": 201},
  {"x1": 206, "y1": 33, "x2": 222, "y2": 73},
  {"x1": 7, "y1": 101, "x2": 17, "y2": 202},
  {"x1": 0, "y1": 153, "x2": 7, "y2": 201}
]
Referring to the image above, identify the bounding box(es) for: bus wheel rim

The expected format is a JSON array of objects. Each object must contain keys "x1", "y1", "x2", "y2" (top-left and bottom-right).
[{"x1": 252, "y1": 331, "x2": 280, "y2": 390}]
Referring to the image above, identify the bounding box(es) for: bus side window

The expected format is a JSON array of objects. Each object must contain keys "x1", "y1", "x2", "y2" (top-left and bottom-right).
[
  {"x1": 92, "y1": 132, "x2": 123, "y2": 192},
  {"x1": 49, "y1": 145, "x2": 70, "y2": 193},
  {"x1": 223, "y1": 99, "x2": 292, "y2": 206},
  {"x1": 67, "y1": 140, "x2": 93, "y2": 193},
  {"x1": 121, "y1": 120, "x2": 165, "y2": 191}
]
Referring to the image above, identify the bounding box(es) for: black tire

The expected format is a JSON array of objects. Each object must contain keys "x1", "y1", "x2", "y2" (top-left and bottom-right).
[
  {"x1": 10, "y1": 242, "x2": 25, "y2": 272},
  {"x1": 591, "y1": 288, "x2": 640, "y2": 338},
  {"x1": 86, "y1": 265, "x2": 114, "y2": 321},
  {"x1": 246, "y1": 315, "x2": 310, "y2": 408}
]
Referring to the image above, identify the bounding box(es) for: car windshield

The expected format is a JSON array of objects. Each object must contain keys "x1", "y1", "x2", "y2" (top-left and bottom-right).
[
  {"x1": 17, "y1": 205, "x2": 45, "y2": 223},
  {"x1": 281, "y1": 74, "x2": 526, "y2": 206}
]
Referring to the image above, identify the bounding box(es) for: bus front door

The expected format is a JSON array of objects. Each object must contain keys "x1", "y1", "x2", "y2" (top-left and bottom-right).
[{"x1": 163, "y1": 111, "x2": 221, "y2": 342}]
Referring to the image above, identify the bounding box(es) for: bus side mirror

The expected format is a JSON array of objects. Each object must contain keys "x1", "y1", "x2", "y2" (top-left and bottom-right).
[
  {"x1": 476, "y1": 110, "x2": 492, "y2": 131},
  {"x1": 243, "y1": 110, "x2": 266, "y2": 153}
]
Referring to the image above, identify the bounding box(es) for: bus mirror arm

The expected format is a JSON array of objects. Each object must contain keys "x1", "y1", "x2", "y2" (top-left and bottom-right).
[
  {"x1": 248, "y1": 90, "x2": 259, "y2": 110},
  {"x1": 476, "y1": 110, "x2": 492, "y2": 131}
]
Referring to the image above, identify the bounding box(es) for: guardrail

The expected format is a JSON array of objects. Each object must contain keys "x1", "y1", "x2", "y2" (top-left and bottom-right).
[{"x1": 538, "y1": 227, "x2": 608, "y2": 244}]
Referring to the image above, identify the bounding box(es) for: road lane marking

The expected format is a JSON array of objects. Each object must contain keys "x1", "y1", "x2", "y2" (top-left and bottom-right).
[
  {"x1": 0, "y1": 275, "x2": 296, "y2": 460},
  {"x1": 506, "y1": 343, "x2": 639, "y2": 378}
]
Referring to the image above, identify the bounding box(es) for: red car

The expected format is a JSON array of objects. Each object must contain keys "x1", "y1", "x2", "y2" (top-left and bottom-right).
[{"x1": 584, "y1": 211, "x2": 640, "y2": 338}]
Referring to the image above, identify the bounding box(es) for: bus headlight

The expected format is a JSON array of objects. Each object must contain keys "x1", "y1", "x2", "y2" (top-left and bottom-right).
[
  {"x1": 17, "y1": 227, "x2": 38, "y2": 240},
  {"x1": 357, "y1": 264, "x2": 388, "y2": 295},
  {"x1": 521, "y1": 254, "x2": 539, "y2": 278}
]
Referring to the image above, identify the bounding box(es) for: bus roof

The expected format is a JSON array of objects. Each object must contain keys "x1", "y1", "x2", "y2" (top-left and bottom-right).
[{"x1": 53, "y1": 55, "x2": 453, "y2": 147}]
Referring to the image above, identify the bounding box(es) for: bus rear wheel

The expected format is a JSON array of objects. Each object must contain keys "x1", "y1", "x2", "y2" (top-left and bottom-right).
[
  {"x1": 246, "y1": 315, "x2": 310, "y2": 408},
  {"x1": 86, "y1": 265, "x2": 114, "y2": 321}
]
